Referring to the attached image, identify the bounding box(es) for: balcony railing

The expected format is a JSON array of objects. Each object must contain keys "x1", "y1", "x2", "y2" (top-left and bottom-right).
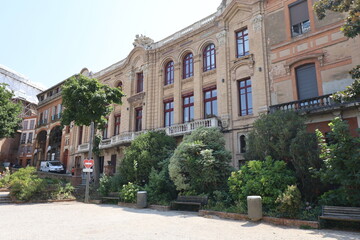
[
  {"x1": 37, "y1": 119, "x2": 48, "y2": 127},
  {"x1": 269, "y1": 94, "x2": 351, "y2": 113},
  {"x1": 51, "y1": 113, "x2": 62, "y2": 122},
  {"x1": 99, "y1": 118, "x2": 219, "y2": 149},
  {"x1": 77, "y1": 143, "x2": 90, "y2": 153}
]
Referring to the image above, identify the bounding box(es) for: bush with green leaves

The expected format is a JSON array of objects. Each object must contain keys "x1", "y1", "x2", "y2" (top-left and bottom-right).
[
  {"x1": 9, "y1": 167, "x2": 46, "y2": 201},
  {"x1": 169, "y1": 127, "x2": 233, "y2": 195},
  {"x1": 119, "y1": 182, "x2": 140, "y2": 203},
  {"x1": 316, "y1": 117, "x2": 360, "y2": 206},
  {"x1": 0, "y1": 171, "x2": 11, "y2": 188},
  {"x1": 144, "y1": 159, "x2": 177, "y2": 204},
  {"x1": 228, "y1": 157, "x2": 296, "y2": 211},
  {"x1": 98, "y1": 175, "x2": 112, "y2": 196},
  {"x1": 118, "y1": 131, "x2": 176, "y2": 186},
  {"x1": 246, "y1": 111, "x2": 324, "y2": 201},
  {"x1": 276, "y1": 185, "x2": 302, "y2": 218}
]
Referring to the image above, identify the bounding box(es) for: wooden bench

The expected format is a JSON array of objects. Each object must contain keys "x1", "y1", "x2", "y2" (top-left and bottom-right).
[
  {"x1": 101, "y1": 192, "x2": 119, "y2": 203},
  {"x1": 320, "y1": 206, "x2": 360, "y2": 222},
  {"x1": 171, "y1": 195, "x2": 208, "y2": 211}
]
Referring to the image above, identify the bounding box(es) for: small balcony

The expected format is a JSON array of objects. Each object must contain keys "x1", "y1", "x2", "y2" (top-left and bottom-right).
[
  {"x1": 99, "y1": 118, "x2": 219, "y2": 149},
  {"x1": 269, "y1": 94, "x2": 359, "y2": 113},
  {"x1": 51, "y1": 113, "x2": 62, "y2": 122},
  {"x1": 77, "y1": 143, "x2": 90, "y2": 153}
]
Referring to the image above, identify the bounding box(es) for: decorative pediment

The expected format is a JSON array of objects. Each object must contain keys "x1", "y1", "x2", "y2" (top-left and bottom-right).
[
  {"x1": 284, "y1": 52, "x2": 325, "y2": 75},
  {"x1": 133, "y1": 34, "x2": 154, "y2": 50}
]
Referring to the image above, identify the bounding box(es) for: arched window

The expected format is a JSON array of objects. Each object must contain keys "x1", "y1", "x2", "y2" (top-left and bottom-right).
[
  {"x1": 183, "y1": 53, "x2": 193, "y2": 79},
  {"x1": 203, "y1": 44, "x2": 216, "y2": 72},
  {"x1": 165, "y1": 61, "x2": 174, "y2": 85},
  {"x1": 117, "y1": 81, "x2": 123, "y2": 90}
]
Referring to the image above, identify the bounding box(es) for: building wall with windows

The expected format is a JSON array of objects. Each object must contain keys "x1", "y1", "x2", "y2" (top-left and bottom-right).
[
  {"x1": 67, "y1": 0, "x2": 269, "y2": 170},
  {"x1": 34, "y1": 81, "x2": 69, "y2": 171},
  {"x1": 265, "y1": 0, "x2": 360, "y2": 135},
  {"x1": 18, "y1": 116, "x2": 37, "y2": 166},
  {"x1": 65, "y1": 0, "x2": 359, "y2": 172}
]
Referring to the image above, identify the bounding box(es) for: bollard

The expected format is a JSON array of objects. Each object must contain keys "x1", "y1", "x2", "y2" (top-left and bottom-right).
[
  {"x1": 247, "y1": 196, "x2": 262, "y2": 221},
  {"x1": 137, "y1": 191, "x2": 147, "y2": 208}
]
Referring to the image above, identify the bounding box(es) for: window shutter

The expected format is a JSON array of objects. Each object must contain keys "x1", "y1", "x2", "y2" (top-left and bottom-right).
[
  {"x1": 296, "y1": 64, "x2": 318, "y2": 99},
  {"x1": 289, "y1": 0, "x2": 309, "y2": 25}
]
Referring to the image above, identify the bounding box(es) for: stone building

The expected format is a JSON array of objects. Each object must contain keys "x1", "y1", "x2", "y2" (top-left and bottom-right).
[
  {"x1": 34, "y1": 81, "x2": 68, "y2": 170},
  {"x1": 35, "y1": 0, "x2": 359, "y2": 173},
  {"x1": 0, "y1": 64, "x2": 43, "y2": 166}
]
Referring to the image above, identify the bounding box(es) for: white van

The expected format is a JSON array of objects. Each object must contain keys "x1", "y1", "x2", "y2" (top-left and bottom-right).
[{"x1": 40, "y1": 161, "x2": 64, "y2": 173}]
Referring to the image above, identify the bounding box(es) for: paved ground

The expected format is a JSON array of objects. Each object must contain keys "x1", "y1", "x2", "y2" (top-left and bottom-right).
[{"x1": 0, "y1": 201, "x2": 359, "y2": 240}]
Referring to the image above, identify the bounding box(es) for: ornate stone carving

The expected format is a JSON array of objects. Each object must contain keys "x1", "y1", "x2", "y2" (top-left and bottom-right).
[
  {"x1": 133, "y1": 34, "x2": 154, "y2": 50},
  {"x1": 216, "y1": 30, "x2": 227, "y2": 46},
  {"x1": 127, "y1": 92, "x2": 145, "y2": 104},
  {"x1": 220, "y1": 115, "x2": 230, "y2": 129},
  {"x1": 252, "y1": 14, "x2": 263, "y2": 32}
]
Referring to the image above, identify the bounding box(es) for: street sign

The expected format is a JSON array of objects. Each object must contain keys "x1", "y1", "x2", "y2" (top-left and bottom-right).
[
  {"x1": 84, "y1": 159, "x2": 94, "y2": 169},
  {"x1": 83, "y1": 168, "x2": 93, "y2": 173}
]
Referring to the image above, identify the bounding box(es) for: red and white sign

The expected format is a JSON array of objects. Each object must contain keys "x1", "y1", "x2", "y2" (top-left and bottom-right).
[{"x1": 83, "y1": 159, "x2": 94, "y2": 169}]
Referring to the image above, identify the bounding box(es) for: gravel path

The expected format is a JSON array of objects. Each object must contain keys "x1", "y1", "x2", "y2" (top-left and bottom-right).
[{"x1": 0, "y1": 202, "x2": 359, "y2": 240}]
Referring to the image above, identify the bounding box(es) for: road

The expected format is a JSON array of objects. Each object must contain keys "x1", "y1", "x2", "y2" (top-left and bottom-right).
[{"x1": 0, "y1": 201, "x2": 359, "y2": 240}]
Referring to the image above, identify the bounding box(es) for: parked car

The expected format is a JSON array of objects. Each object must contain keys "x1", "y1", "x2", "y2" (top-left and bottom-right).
[{"x1": 40, "y1": 161, "x2": 65, "y2": 173}]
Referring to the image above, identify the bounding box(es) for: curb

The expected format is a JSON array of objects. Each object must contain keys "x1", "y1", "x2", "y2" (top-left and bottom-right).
[{"x1": 199, "y1": 210, "x2": 319, "y2": 229}]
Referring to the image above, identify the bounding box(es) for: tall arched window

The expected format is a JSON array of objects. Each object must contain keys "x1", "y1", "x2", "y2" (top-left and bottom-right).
[
  {"x1": 203, "y1": 44, "x2": 216, "y2": 72},
  {"x1": 165, "y1": 61, "x2": 174, "y2": 85},
  {"x1": 183, "y1": 53, "x2": 193, "y2": 79}
]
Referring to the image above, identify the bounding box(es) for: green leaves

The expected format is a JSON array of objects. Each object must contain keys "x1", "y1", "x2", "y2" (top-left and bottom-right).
[
  {"x1": 0, "y1": 83, "x2": 22, "y2": 138},
  {"x1": 314, "y1": 0, "x2": 360, "y2": 38},
  {"x1": 61, "y1": 74, "x2": 124, "y2": 127}
]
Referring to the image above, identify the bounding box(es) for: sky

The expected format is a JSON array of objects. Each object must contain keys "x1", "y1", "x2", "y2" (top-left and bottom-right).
[{"x1": 0, "y1": 0, "x2": 222, "y2": 89}]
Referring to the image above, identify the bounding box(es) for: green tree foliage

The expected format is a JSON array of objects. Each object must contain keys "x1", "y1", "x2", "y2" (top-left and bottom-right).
[
  {"x1": 0, "y1": 83, "x2": 22, "y2": 138},
  {"x1": 169, "y1": 127, "x2": 233, "y2": 195},
  {"x1": 61, "y1": 74, "x2": 124, "y2": 127},
  {"x1": 314, "y1": 0, "x2": 360, "y2": 38},
  {"x1": 117, "y1": 131, "x2": 176, "y2": 186},
  {"x1": 61, "y1": 74, "x2": 124, "y2": 182},
  {"x1": 119, "y1": 182, "x2": 140, "y2": 203},
  {"x1": 316, "y1": 117, "x2": 360, "y2": 206},
  {"x1": 228, "y1": 157, "x2": 297, "y2": 210},
  {"x1": 246, "y1": 111, "x2": 323, "y2": 201},
  {"x1": 144, "y1": 159, "x2": 177, "y2": 204}
]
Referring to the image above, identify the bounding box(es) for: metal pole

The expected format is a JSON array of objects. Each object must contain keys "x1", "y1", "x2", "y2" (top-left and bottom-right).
[{"x1": 85, "y1": 121, "x2": 94, "y2": 203}]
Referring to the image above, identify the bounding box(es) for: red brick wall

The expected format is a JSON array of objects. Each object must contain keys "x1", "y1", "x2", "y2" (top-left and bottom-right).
[{"x1": 306, "y1": 117, "x2": 359, "y2": 137}]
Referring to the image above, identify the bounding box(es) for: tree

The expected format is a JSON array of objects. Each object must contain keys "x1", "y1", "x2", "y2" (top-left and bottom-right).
[
  {"x1": 117, "y1": 131, "x2": 176, "y2": 186},
  {"x1": 61, "y1": 74, "x2": 124, "y2": 182},
  {"x1": 316, "y1": 117, "x2": 360, "y2": 206},
  {"x1": 0, "y1": 83, "x2": 22, "y2": 139},
  {"x1": 169, "y1": 127, "x2": 233, "y2": 195},
  {"x1": 314, "y1": 0, "x2": 360, "y2": 38},
  {"x1": 332, "y1": 65, "x2": 360, "y2": 102},
  {"x1": 246, "y1": 111, "x2": 324, "y2": 201}
]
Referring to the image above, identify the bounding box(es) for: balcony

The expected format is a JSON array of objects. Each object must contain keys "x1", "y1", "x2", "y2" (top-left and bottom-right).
[
  {"x1": 51, "y1": 113, "x2": 62, "y2": 122},
  {"x1": 77, "y1": 143, "x2": 90, "y2": 153},
  {"x1": 269, "y1": 94, "x2": 359, "y2": 113},
  {"x1": 99, "y1": 118, "x2": 219, "y2": 149},
  {"x1": 37, "y1": 119, "x2": 48, "y2": 128}
]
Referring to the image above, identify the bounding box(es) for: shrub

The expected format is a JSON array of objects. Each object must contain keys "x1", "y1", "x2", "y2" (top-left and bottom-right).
[
  {"x1": 0, "y1": 171, "x2": 11, "y2": 188},
  {"x1": 118, "y1": 131, "x2": 176, "y2": 186},
  {"x1": 144, "y1": 159, "x2": 177, "y2": 204},
  {"x1": 169, "y1": 127, "x2": 233, "y2": 195},
  {"x1": 9, "y1": 167, "x2": 45, "y2": 201},
  {"x1": 98, "y1": 175, "x2": 112, "y2": 196},
  {"x1": 276, "y1": 185, "x2": 302, "y2": 218},
  {"x1": 246, "y1": 111, "x2": 325, "y2": 202},
  {"x1": 119, "y1": 182, "x2": 140, "y2": 203},
  {"x1": 228, "y1": 157, "x2": 296, "y2": 211}
]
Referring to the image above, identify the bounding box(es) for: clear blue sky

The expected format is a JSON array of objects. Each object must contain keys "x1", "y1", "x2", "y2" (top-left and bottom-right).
[{"x1": 1, "y1": 0, "x2": 222, "y2": 89}]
